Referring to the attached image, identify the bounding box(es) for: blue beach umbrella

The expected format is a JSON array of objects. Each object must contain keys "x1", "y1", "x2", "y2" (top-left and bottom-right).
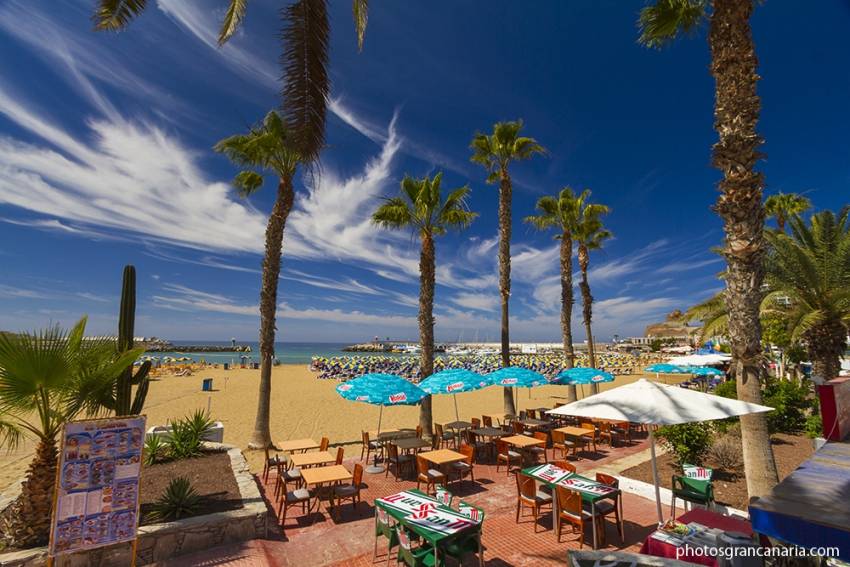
[
  {"x1": 644, "y1": 363, "x2": 690, "y2": 374},
  {"x1": 684, "y1": 365, "x2": 724, "y2": 376},
  {"x1": 553, "y1": 367, "x2": 615, "y2": 386},
  {"x1": 419, "y1": 368, "x2": 491, "y2": 422},
  {"x1": 487, "y1": 366, "x2": 547, "y2": 412}
]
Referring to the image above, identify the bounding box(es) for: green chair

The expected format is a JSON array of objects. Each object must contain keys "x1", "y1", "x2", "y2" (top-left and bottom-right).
[
  {"x1": 435, "y1": 487, "x2": 453, "y2": 509},
  {"x1": 374, "y1": 507, "x2": 399, "y2": 566},
  {"x1": 440, "y1": 502, "x2": 485, "y2": 563},
  {"x1": 671, "y1": 465, "x2": 715, "y2": 518},
  {"x1": 396, "y1": 525, "x2": 443, "y2": 567}
]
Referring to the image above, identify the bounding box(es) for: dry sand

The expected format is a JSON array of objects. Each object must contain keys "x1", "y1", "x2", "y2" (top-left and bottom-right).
[{"x1": 0, "y1": 365, "x2": 685, "y2": 491}]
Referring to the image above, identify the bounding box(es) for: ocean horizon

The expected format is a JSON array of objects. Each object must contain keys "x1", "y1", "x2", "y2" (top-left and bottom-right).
[{"x1": 147, "y1": 341, "x2": 353, "y2": 365}]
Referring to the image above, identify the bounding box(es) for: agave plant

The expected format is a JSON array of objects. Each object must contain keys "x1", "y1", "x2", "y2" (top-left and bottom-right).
[{"x1": 146, "y1": 477, "x2": 202, "y2": 523}]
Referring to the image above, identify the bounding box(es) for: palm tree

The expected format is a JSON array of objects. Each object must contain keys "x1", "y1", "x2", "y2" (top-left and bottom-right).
[
  {"x1": 214, "y1": 111, "x2": 300, "y2": 449},
  {"x1": 524, "y1": 187, "x2": 580, "y2": 402},
  {"x1": 0, "y1": 318, "x2": 140, "y2": 547},
  {"x1": 638, "y1": 0, "x2": 780, "y2": 497},
  {"x1": 92, "y1": 0, "x2": 369, "y2": 161},
  {"x1": 373, "y1": 173, "x2": 477, "y2": 436},
  {"x1": 572, "y1": 192, "x2": 611, "y2": 393},
  {"x1": 470, "y1": 121, "x2": 545, "y2": 414},
  {"x1": 763, "y1": 209, "x2": 850, "y2": 384},
  {"x1": 764, "y1": 192, "x2": 811, "y2": 233}
]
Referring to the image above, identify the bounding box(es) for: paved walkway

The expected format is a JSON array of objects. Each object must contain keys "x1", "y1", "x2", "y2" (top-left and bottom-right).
[{"x1": 159, "y1": 432, "x2": 670, "y2": 566}]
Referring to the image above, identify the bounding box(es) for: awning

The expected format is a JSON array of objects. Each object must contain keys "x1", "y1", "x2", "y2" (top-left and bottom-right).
[{"x1": 749, "y1": 441, "x2": 850, "y2": 558}]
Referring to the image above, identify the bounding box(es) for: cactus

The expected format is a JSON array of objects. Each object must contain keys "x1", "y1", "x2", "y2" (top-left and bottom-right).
[{"x1": 116, "y1": 265, "x2": 151, "y2": 416}]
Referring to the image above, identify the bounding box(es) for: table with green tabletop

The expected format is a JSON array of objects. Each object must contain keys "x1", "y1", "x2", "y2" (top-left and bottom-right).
[
  {"x1": 522, "y1": 463, "x2": 621, "y2": 549},
  {"x1": 375, "y1": 489, "x2": 484, "y2": 566}
]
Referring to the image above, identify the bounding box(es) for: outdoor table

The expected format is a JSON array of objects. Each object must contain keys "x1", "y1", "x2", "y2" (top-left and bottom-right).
[
  {"x1": 300, "y1": 464, "x2": 353, "y2": 514},
  {"x1": 503, "y1": 434, "x2": 545, "y2": 464},
  {"x1": 393, "y1": 436, "x2": 431, "y2": 453},
  {"x1": 375, "y1": 489, "x2": 483, "y2": 566},
  {"x1": 523, "y1": 463, "x2": 621, "y2": 550},
  {"x1": 372, "y1": 428, "x2": 416, "y2": 440},
  {"x1": 418, "y1": 448, "x2": 468, "y2": 467},
  {"x1": 277, "y1": 438, "x2": 319, "y2": 453},
  {"x1": 519, "y1": 418, "x2": 549, "y2": 430},
  {"x1": 443, "y1": 420, "x2": 473, "y2": 430},
  {"x1": 484, "y1": 413, "x2": 514, "y2": 426},
  {"x1": 640, "y1": 508, "x2": 762, "y2": 566},
  {"x1": 289, "y1": 450, "x2": 336, "y2": 468},
  {"x1": 472, "y1": 426, "x2": 508, "y2": 439},
  {"x1": 556, "y1": 426, "x2": 594, "y2": 451}
]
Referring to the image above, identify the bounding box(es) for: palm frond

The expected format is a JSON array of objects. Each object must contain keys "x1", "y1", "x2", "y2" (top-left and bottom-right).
[
  {"x1": 352, "y1": 0, "x2": 368, "y2": 51},
  {"x1": 0, "y1": 417, "x2": 22, "y2": 451},
  {"x1": 372, "y1": 197, "x2": 414, "y2": 230},
  {"x1": 637, "y1": 0, "x2": 707, "y2": 48},
  {"x1": 233, "y1": 171, "x2": 265, "y2": 198},
  {"x1": 219, "y1": 0, "x2": 250, "y2": 45},
  {"x1": 92, "y1": 0, "x2": 148, "y2": 31},
  {"x1": 281, "y1": 0, "x2": 330, "y2": 163}
]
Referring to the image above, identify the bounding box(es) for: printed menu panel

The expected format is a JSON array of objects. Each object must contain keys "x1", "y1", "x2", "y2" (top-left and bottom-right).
[{"x1": 50, "y1": 416, "x2": 146, "y2": 556}]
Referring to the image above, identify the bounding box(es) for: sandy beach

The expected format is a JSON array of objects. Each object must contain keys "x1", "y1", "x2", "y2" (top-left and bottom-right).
[{"x1": 0, "y1": 365, "x2": 686, "y2": 492}]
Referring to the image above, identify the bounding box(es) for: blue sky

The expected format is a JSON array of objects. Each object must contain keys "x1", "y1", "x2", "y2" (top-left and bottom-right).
[{"x1": 1, "y1": 1, "x2": 848, "y2": 343}]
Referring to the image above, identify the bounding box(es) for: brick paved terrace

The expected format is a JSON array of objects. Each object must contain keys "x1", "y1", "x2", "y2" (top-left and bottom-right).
[{"x1": 163, "y1": 431, "x2": 673, "y2": 567}]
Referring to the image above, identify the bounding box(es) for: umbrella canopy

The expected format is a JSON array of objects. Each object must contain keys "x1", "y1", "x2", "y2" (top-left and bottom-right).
[
  {"x1": 552, "y1": 367, "x2": 615, "y2": 386},
  {"x1": 487, "y1": 366, "x2": 547, "y2": 388},
  {"x1": 335, "y1": 373, "x2": 426, "y2": 406},
  {"x1": 548, "y1": 378, "x2": 772, "y2": 522},
  {"x1": 644, "y1": 363, "x2": 690, "y2": 374},
  {"x1": 668, "y1": 353, "x2": 730, "y2": 366},
  {"x1": 685, "y1": 366, "x2": 724, "y2": 376},
  {"x1": 418, "y1": 369, "x2": 490, "y2": 395}
]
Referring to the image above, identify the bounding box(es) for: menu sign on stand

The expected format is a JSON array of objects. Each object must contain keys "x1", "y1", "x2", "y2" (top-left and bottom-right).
[{"x1": 48, "y1": 416, "x2": 146, "y2": 565}]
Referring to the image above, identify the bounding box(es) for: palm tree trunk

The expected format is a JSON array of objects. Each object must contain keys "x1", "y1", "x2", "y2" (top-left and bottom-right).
[
  {"x1": 806, "y1": 320, "x2": 845, "y2": 385},
  {"x1": 0, "y1": 438, "x2": 57, "y2": 547},
  {"x1": 578, "y1": 244, "x2": 598, "y2": 393},
  {"x1": 498, "y1": 170, "x2": 516, "y2": 415},
  {"x1": 419, "y1": 232, "x2": 436, "y2": 437},
  {"x1": 560, "y1": 232, "x2": 577, "y2": 402},
  {"x1": 249, "y1": 178, "x2": 295, "y2": 449},
  {"x1": 709, "y1": 0, "x2": 778, "y2": 498}
]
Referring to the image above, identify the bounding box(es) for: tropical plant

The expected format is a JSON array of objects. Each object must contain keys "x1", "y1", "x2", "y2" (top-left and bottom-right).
[
  {"x1": 656, "y1": 422, "x2": 714, "y2": 466},
  {"x1": 470, "y1": 120, "x2": 545, "y2": 414},
  {"x1": 0, "y1": 318, "x2": 141, "y2": 547},
  {"x1": 638, "y1": 0, "x2": 779, "y2": 497},
  {"x1": 143, "y1": 434, "x2": 168, "y2": 466},
  {"x1": 146, "y1": 477, "x2": 202, "y2": 523},
  {"x1": 168, "y1": 410, "x2": 215, "y2": 460},
  {"x1": 214, "y1": 111, "x2": 300, "y2": 449},
  {"x1": 92, "y1": 0, "x2": 369, "y2": 160},
  {"x1": 764, "y1": 192, "x2": 811, "y2": 233},
  {"x1": 112, "y1": 265, "x2": 151, "y2": 416},
  {"x1": 572, "y1": 191, "x2": 611, "y2": 393},
  {"x1": 804, "y1": 412, "x2": 822, "y2": 439},
  {"x1": 373, "y1": 173, "x2": 477, "y2": 436},
  {"x1": 524, "y1": 187, "x2": 580, "y2": 402},
  {"x1": 762, "y1": 379, "x2": 812, "y2": 434},
  {"x1": 763, "y1": 210, "x2": 850, "y2": 385}
]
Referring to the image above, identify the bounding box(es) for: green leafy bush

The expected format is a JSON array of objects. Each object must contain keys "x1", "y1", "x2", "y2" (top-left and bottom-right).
[
  {"x1": 146, "y1": 477, "x2": 202, "y2": 522},
  {"x1": 167, "y1": 410, "x2": 214, "y2": 460},
  {"x1": 713, "y1": 380, "x2": 737, "y2": 399},
  {"x1": 656, "y1": 422, "x2": 714, "y2": 466},
  {"x1": 708, "y1": 434, "x2": 743, "y2": 471},
  {"x1": 763, "y1": 379, "x2": 812, "y2": 434},
  {"x1": 143, "y1": 435, "x2": 167, "y2": 466},
  {"x1": 804, "y1": 413, "x2": 823, "y2": 439}
]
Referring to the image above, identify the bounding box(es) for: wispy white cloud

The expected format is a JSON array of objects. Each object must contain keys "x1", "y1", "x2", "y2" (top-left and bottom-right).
[
  {"x1": 656, "y1": 257, "x2": 722, "y2": 274},
  {"x1": 0, "y1": 284, "x2": 48, "y2": 299},
  {"x1": 451, "y1": 292, "x2": 499, "y2": 312}
]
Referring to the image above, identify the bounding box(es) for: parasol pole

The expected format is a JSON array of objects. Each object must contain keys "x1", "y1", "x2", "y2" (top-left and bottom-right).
[
  {"x1": 366, "y1": 405, "x2": 386, "y2": 474},
  {"x1": 377, "y1": 405, "x2": 384, "y2": 435},
  {"x1": 453, "y1": 394, "x2": 460, "y2": 423},
  {"x1": 649, "y1": 424, "x2": 663, "y2": 524}
]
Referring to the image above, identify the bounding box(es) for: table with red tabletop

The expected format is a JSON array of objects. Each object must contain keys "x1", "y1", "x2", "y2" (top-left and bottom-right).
[{"x1": 640, "y1": 508, "x2": 760, "y2": 567}]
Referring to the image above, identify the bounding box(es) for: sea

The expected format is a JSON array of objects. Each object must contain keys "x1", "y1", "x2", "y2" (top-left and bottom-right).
[{"x1": 144, "y1": 341, "x2": 374, "y2": 365}]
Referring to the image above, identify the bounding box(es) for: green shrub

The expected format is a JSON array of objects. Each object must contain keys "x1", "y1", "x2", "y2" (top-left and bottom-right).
[
  {"x1": 708, "y1": 434, "x2": 743, "y2": 471},
  {"x1": 168, "y1": 410, "x2": 214, "y2": 460},
  {"x1": 763, "y1": 379, "x2": 812, "y2": 434},
  {"x1": 713, "y1": 380, "x2": 737, "y2": 399},
  {"x1": 146, "y1": 477, "x2": 202, "y2": 522},
  {"x1": 804, "y1": 413, "x2": 823, "y2": 439},
  {"x1": 656, "y1": 422, "x2": 714, "y2": 466},
  {"x1": 143, "y1": 435, "x2": 168, "y2": 466}
]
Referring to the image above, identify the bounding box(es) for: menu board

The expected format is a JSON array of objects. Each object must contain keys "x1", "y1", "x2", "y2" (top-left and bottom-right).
[{"x1": 49, "y1": 416, "x2": 145, "y2": 557}]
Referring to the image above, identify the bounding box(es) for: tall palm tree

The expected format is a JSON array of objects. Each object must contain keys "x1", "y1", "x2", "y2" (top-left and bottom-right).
[
  {"x1": 572, "y1": 192, "x2": 611, "y2": 393},
  {"x1": 524, "y1": 187, "x2": 580, "y2": 402},
  {"x1": 764, "y1": 209, "x2": 850, "y2": 384},
  {"x1": 764, "y1": 192, "x2": 811, "y2": 233},
  {"x1": 470, "y1": 121, "x2": 545, "y2": 415},
  {"x1": 638, "y1": 0, "x2": 780, "y2": 497},
  {"x1": 373, "y1": 173, "x2": 477, "y2": 436},
  {"x1": 214, "y1": 111, "x2": 300, "y2": 449},
  {"x1": 0, "y1": 318, "x2": 140, "y2": 547},
  {"x1": 92, "y1": 0, "x2": 369, "y2": 161}
]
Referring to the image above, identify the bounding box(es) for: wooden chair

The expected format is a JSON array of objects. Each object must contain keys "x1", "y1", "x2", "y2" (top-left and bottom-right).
[
  {"x1": 515, "y1": 473, "x2": 552, "y2": 533},
  {"x1": 594, "y1": 472, "x2": 623, "y2": 541},
  {"x1": 332, "y1": 463, "x2": 364, "y2": 519},
  {"x1": 335, "y1": 446, "x2": 344, "y2": 465},
  {"x1": 527, "y1": 409, "x2": 537, "y2": 420},
  {"x1": 598, "y1": 422, "x2": 625, "y2": 447},
  {"x1": 416, "y1": 455, "x2": 446, "y2": 495},
  {"x1": 279, "y1": 473, "x2": 313, "y2": 527},
  {"x1": 579, "y1": 423, "x2": 598, "y2": 453},
  {"x1": 552, "y1": 430, "x2": 577, "y2": 460},
  {"x1": 450, "y1": 444, "x2": 475, "y2": 487},
  {"x1": 555, "y1": 486, "x2": 592, "y2": 546},
  {"x1": 415, "y1": 425, "x2": 423, "y2": 438},
  {"x1": 361, "y1": 430, "x2": 381, "y2": 462},
  {"x1": 496, "y1": 439, "x2": 522, "y2": 475},
  {"x1": 462, "y1": 429, "x2": 489, "y2": 463},
  {"x1": 482, "y1": 415, "x2": 493, "y2": 428},
  {"x1": 433, "y1": 423, "x2": 455, "y2": 449},
  {"x1": 470, "y1": 417, "x2": 481, "y2": 429},
  {"x1": 530, "y1": 431, "x2": 549, "y2": 463},
  {"x1": 385, "y1": 443, "x2": 413, "y2": 480},
  {"x1": 511, "y1": 421, "x2": 526, "y2": 436},
  {"x1": 263, "y1": 447, "x2": 280, "y2": 483},
  {"x1": 553, "y1": 460, "x2": 576, "y2": 473},
  {"x1": 319, "y1": 436, "x2": 330, "y2": 452}
]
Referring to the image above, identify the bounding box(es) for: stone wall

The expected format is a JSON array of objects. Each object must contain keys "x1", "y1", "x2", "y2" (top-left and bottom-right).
[{"x1": 0, "y1": 444, "x2": 267, "y2": 567}]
